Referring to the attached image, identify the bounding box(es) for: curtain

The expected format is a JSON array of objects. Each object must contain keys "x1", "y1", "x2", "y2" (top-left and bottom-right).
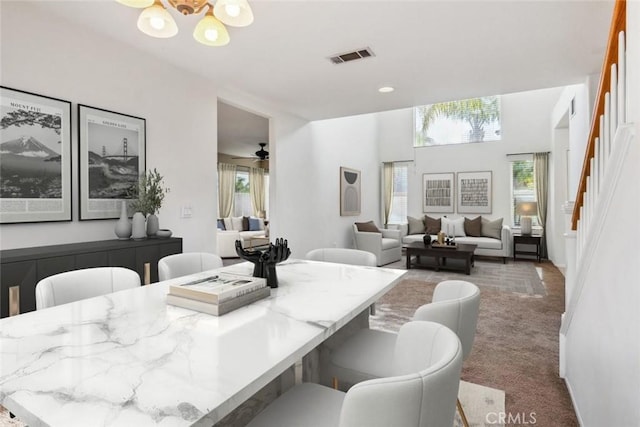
[
  {"x1": 382, "y1": 162, "x2": 394, "y2": 226},
  {"x1": 534, "y1": 152, "x2": 549, "y2": 259},
  {"x1": 218, "y1": 163, "x2": 236, "y2": 218},
  {"x1": 250, "y1": 167, "x2": 265, "y2": 216}
]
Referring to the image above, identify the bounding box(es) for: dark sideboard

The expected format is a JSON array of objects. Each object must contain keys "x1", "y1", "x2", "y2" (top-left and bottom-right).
[{"x1": 0, "y1": 237, "x2": 182, "y2": 318}]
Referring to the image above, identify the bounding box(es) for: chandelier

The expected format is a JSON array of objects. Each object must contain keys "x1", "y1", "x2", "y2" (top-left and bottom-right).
[{"x1": 116, "y1": 0, "x2": 254, "y2": 46}]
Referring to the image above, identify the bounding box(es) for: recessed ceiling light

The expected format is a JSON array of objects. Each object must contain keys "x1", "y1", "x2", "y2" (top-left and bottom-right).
[{"x1": 378, "y1": 86, "x2": 394, "y2": 93}]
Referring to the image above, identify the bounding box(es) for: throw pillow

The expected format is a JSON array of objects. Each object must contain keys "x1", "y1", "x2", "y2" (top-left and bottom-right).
[
  {"x1": 441, "y1": 217, "x2": 466, "y2": 237},
  {"x1": 423, "y1": 215, "x2": 441, "y2": 235},
  {"x1": 464, "y1": 216, "x2": 482, "y2": 237},
  {"x1": 242, "y1": 216, "x2": 250, "y2": 231},
  {"x1": 407, "y1": 216, "x2": 424, "y2": 235},
  {"x1": 481, "y1": 217, "x2": 503, "y2": 240},
  {"x1": 231, "y1": 216, "x2": 243, "y2": 231},
  {"x1": 217, "y1": 219, "x2": 226, "y2": 230},
  {"x1": 355, "y1": 221, "x2": 381, "y2": 233},
  {"x1": 249, "y1": 218, "x2": 261, "y2": 231},
  {"x1": 223, "y1": 217, "x2": 233, "y2": 231}
]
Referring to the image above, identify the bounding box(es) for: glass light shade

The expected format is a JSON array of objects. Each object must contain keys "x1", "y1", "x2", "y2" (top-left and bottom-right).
[
  {"x1": 116, "y1": 0, "x2": 154, "y2": 8},
  {"x1": 137, "y1": 3, "x2": 178, "y2": 38},
  {"x1": 193, "y1": 11, "x2": 230, "y2": 46},
  {"x1": 213, "y1": 0, "x2": 253, "y2": 27}
]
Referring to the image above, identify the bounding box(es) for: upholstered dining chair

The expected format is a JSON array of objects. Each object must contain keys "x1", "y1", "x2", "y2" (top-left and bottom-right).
[
  {"x1": 305, "y1": 248, "x2": 377, "y2": 267},
  {"x1": 246, "y1": 321, "x2": 463, "y2": 427},
  {"x1": 157, "y1": 252, "x2": 223, "y2": 281},
  {"x1": 35, "y1": 267, "x2": 141, "y2": 310},
  {"x1": 327, "y1": 280, "x2": 480, "y2": 427},
  {"x1": 305, "y1": 248, "x2": 378, "y2": 314}
]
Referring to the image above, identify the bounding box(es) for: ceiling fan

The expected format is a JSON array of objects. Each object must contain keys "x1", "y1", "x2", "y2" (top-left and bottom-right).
[{"x1": 233, "y1": 142, "x2": 269, "y2": 161}]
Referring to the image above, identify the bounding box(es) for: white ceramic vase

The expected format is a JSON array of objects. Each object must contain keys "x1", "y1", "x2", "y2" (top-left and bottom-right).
[
  {"x1": 146, "y1": 213, "x2": 159, "y2": 237},
  {"x1": 131, "y1": 212, "x2": 147, "y2": 240},
  {"x1": 114, "y1": 201, "x2": 132, "y2": 240}
]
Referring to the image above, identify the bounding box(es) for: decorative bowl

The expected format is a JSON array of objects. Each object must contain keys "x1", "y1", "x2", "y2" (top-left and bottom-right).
[{"x1": 156, "y1": 229, "x2": 172, "y2": 239}]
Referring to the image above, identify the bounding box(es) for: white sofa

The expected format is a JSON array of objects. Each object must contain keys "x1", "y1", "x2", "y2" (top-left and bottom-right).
[
  {"x1": 352, "y1": 224, "x2": 402, "y2": 266},
  {"x1": 399, "y1": 222, "x2": 512, "y2": 263},
  {"x1": 217, "y1": 216, "x2": 268, "y2": 258}
]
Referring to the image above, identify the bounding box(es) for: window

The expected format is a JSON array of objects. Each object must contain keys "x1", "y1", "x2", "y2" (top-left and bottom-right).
[
  {"x1": 388, "y1": 163, "x2": 408, "y2": 224},
  {"x1": 233, "y1": 169, "x2": 252, "y2": 217},
  {"x1": 232, "y1": 168, "x2": 269, "y2": 218},
  {"x1": 414, "y1": 96, "x2": 501, "y2": 147},
  {"x1": 510, "y1": 159, "x2": 538, "y2": 226}
]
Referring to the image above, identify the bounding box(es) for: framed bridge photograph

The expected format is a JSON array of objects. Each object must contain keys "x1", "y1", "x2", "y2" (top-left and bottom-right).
[
  {"x1": 0, "y1": 86, "x2": 72, "y2": 224},
  {"x1": 78, "y1": 105, "x2": 146, "y2": 220}
]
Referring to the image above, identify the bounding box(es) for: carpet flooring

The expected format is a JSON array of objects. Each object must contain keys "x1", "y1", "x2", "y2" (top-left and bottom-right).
[
  {"x1": 387, "y1": 256, "x2": 547, "y2": 296},
  {"x1": 372, "y1": 257, "x2": 577, "y2": 426}
]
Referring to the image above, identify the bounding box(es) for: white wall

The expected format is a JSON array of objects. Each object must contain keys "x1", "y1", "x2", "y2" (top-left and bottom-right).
[
  {"x1": 0, "y1": 1, "x2": 370, "y2": 261},
  {"x1": 274, "y1": 113, "x2": 381, "y2": 258},
  {"x1": 564, "y1": 139, "x2": 639, "y2": 426},
  {"x1": 376, "y1": 87, "x2": 562, "y2": 227},
  {"x1": 0, "y1": 2, "x2": 219, "y2": 252},
  {"x1": 564, "y1": 4, "x2": 640, "y2": 424},
  {"x1": 548, "y1": 127, "x2": 569, "y2": 266}
]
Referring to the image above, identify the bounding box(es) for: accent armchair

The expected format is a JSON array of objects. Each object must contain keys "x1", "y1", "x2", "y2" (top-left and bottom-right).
[{"x1": 352, "y1": 223, "x2": 402, "y2": 266}]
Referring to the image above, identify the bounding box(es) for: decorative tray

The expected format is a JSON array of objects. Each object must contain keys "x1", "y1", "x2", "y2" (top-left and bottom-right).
[{"x1": 430, "y1": 243, "x2": 458, "y2": 249}]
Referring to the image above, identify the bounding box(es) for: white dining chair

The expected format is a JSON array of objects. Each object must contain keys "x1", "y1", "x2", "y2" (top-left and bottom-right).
[
  {"x1": 305, "y1": 248, "x2": 377, "y2": 266},
  {"x1": 246, "y1": 321, "x2": 463, "y2": 427},
  {"x1": 35, "y1": 267, "x2": 141, "y2": 310},
  {"x1": 157, "y1": 252, "x2": 223, "y2": 281},
  {"x1": 327, "y1": 280, "x2": 480, "y2": 427},
  {"x1": 305, "y1": 248, "x2": 378, "y2": 314}
]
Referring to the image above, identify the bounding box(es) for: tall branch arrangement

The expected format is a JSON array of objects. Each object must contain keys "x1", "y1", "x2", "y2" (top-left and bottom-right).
[{"x1": 130, "y1": 168, "x2": 169, "y2": 216}]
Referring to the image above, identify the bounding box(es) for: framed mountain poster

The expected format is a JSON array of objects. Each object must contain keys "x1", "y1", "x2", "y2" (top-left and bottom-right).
[{"x1": 0, "y1": 86, "x2": 72, "y2": 223}]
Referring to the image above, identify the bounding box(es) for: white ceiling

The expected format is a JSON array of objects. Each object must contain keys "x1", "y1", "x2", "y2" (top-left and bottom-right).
[
  {"x1": 29, "y1": 0, "x2": 613, "y2": 154},
  {"x1": 217, "y1": 101, "x2": 269, "y2": 157}
]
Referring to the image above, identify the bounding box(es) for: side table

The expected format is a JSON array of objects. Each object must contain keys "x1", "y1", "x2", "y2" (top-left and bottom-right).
[{"x1": 513, "y1": 234, "x2": 542, "y2": 262}]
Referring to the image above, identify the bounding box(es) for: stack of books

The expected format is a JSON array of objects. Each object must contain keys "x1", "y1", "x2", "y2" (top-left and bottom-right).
[{"x1": 166, "y1": 273, "x2": 269, "y2": 316}]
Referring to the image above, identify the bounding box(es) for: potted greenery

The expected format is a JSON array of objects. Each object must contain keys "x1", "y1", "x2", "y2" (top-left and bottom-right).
[{"x1": 130, "y1": 168, "x2": 169, "y2": 238}]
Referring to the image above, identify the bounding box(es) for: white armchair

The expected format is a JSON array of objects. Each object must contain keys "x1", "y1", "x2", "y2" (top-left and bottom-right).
[{"x1": 352, "y1": 223, "x2": 402, "y2": 266}]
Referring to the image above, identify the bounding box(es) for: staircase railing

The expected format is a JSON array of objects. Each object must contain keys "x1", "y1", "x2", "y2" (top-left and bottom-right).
[{"x1": 571, "y1": 0, "x2": 626, "y2": 233}]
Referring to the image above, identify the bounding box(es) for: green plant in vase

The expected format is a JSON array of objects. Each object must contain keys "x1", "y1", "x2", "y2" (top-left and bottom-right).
[{"x1": 130, "y1": 168, "x2": 169, "y2": 238}]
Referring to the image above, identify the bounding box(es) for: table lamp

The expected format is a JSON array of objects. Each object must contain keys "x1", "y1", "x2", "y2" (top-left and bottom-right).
[{"x1": 516, "y1": 201, "x2": 537, "y2": 235}]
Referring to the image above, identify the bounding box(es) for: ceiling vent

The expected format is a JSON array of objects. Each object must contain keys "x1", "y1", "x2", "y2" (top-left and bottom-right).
[{"x1": 329, "y1": 47, "x2": 375, "y2": 64}]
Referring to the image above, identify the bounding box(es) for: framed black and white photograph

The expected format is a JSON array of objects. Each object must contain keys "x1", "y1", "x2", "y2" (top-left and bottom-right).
[
  {"x1": 78, "y1": 105, "x2": 145, "y2": 220},
  {"x1": 340, "y1": 166, "x2": 361, "y2": 216},
  {"x1": 422, "y1": 172, "x2": 454, "y2": 213},
  {"x1": 457, "y1": 171, "x2": 492, "y2": 213},
  {"x1": 0, "y1": 86, "x2": 72, "y2": 224}
]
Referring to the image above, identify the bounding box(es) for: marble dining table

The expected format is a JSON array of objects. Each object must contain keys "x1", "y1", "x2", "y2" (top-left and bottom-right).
[{"x1": 0, "y1": 259, "x2": 405, "y2": 426}]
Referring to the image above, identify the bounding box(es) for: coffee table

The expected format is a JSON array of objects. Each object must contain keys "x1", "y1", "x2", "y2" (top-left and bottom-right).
[
  {"x1": 405, "y1": 242, "x2": 477, "y2": 275},
  {"x1": 248, "y1": 235, "x2": 270, "y2": 249}
]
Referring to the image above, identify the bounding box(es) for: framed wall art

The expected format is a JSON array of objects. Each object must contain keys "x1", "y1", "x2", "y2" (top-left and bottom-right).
[
  {"x1": 340, "y1": 166, "x2": 361, "y2": 216},
  {"x1": 422, "y1": 172, "x2": 454, "y2": 213},
  {"x1": 0, "y1": 86, "x2": 72, "y2": 223},
  {"x1": 78, "y1": 104, "x2": 146, "y2": 220},
  {"x1": 457, "y1": 171, "x2": 492, "y2": 213}
]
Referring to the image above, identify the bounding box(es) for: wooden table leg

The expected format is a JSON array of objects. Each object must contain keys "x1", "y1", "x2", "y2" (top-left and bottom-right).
[{"x1": 406, "y1": 251, "x2": 411, "y2": 269}]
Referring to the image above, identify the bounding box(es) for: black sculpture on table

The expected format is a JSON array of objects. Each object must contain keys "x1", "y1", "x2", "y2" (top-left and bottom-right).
[{"x1": 235, "y1": 238, "x2": 291, "y2": 288}]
